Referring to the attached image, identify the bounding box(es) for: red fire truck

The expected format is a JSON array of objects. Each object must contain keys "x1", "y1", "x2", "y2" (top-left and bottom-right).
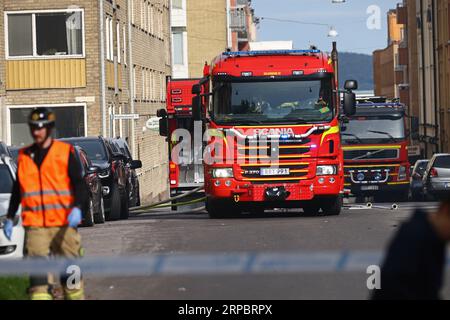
[
  {"x1": 341, "y1": 99, "x2": 411, "y2": 202},
  {"x1": 160, "y1": 43, "x2": 358, "y2": 218},
  {"x1": 157, "y1": 78, "x2": 205, "y2": 209}
]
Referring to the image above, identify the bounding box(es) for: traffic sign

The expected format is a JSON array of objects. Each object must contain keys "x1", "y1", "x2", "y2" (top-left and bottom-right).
[
  {"x1": 113, "y1": 114, "x2": 140, "y2": 120},
  {"x1": 146, "y1": 117, "x2": 160, "y2": 131}
]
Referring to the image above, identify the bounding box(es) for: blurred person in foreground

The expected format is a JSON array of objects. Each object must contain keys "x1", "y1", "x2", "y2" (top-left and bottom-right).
[{"x1": 372, "y1": 194, "x2": 450, "y2": 300}]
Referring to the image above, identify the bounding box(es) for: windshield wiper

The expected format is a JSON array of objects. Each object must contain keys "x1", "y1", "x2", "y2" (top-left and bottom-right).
[
  {"x1": 342, "y1": 133, "x2": 363, "y2": 144},
  {"x1": 222, "y1": 120, "x2": 263, "y2": 125},
  {"x1": 367, "y1": 130, "x2": 397, "y2": 143}
]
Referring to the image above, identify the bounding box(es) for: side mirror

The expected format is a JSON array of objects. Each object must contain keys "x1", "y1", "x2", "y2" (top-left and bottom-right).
[
  {"x1": 344, "y1": 80, "x2": 358, "y2": 91},
  {"x1": 192, "y1": 96, "x2": 202, "y2": 121},
  {"x1": 130, "y1": 160, "x2": 142, "y2": 170},
  {"x1": 192, "y1": 84, "x2": 201, "y2": 95},
  {"x1": 157, "y1": 108, "x2": 167, "y2": 118},
  {"x1": 343, "y1": 92, "x2": 356, "y2": 116},
  {"x1": 159, "y1": 118, "x2": 168, "y2": 137}
]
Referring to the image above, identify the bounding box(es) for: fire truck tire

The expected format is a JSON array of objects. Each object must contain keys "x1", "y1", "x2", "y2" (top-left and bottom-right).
[
  {"x1": 321, "y1": 196, "x2": 343, "y2": 216},
  {"x1": 207, "y1": 198, "x2": 239, "y2": 219},
  {"x1": 302, "y1": 202, "x2": 321, "y2": 215}
]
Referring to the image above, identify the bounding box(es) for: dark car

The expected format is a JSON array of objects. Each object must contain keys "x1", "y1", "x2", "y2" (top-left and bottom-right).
[
  {"x1": 109, "y1": 138, "x2": 142, "y2": 208},
  {"x1": 72, "y1": 146, "x2": 105, "y2": 227},
  {"x1": 409, "y1": 159, "x2": 429, "y2": 200},
  {"x1": 60, "y1": 137, "x2": 129, "y2": 220}
]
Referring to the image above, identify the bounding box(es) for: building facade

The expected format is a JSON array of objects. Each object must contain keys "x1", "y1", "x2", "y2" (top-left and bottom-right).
[
  {"x1": 396, "y1": 0, "x2": 450, "y2": 157},
  {"x1": 170, "y1": 0, "x2": 256, "y2": 79},
  {"x1": 0, "y1": 0, "x2": 172, "y2": 204},
  {"x1": 373, "y1": 10, "x2": 404, "y2": 99}
]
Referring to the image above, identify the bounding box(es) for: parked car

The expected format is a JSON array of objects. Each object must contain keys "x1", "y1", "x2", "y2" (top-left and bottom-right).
[
  {"x1": 423, "y1": 154, "x2": 450, "y2": 200},
  {"x1": 409, "y1": 159, "x2": 429, "y2": 200},
  {"x1": 7, "y1": 146, "x2": 20, "y2": 163},
  {"x1": 60, "y1": 137, "x2": 129, "y2": 220},
  {"x1": 0, "y1": 155, "x2": 24, "y2": 259},
  {"x1": 109, "y1": 138, "x2": 142, "y2": 208},
  {"x1": 0, "y1": 142, "x2": 12, "y2": 158},
  {"x1": 73, "y1": 146, "x2": 105, "y2": 227}
]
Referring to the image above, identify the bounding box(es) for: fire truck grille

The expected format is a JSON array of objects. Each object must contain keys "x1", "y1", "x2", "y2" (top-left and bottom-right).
[
  {"x1": 344, "y1": 149, "x2": 399, "y2": 160},
  {"x1": 344, "y1": 165, "x2": 399, "y2": 185},
  {"x1": 239, "y1": 163, "x2": 309, "y2": 183}
]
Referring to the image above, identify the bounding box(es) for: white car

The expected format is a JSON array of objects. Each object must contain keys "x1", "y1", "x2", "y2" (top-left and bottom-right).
[{"x1": 0, "y1": 155, "x2": 24, "y2": 259}]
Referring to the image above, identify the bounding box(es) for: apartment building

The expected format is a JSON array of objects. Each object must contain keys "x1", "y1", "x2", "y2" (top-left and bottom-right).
[
  {"x1": 0, "y1": 0, "x2": 172, "y2": 204},
  {"x1": 396, "y1": 0, "x2": 450, "y2": 157},
  {"x1": 373, "y1": 10, "x2": 404, "y2": 99},
  {"x1": 170, "y1": 0, "x2": 256, "y2": 79}
]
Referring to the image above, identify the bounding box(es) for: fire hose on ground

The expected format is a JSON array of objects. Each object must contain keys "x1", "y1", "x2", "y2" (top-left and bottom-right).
[{"x1": 129, "y1": 185, "x2": 206, "y2": 215}]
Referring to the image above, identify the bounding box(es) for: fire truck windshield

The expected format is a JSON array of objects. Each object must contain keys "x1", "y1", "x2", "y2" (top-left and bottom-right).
[
  {"x1": 212, "y1": 78, "x2": 334, "y2": 125},
  {"x1": 342, "y1": 115, "x2": 406, "y2": 143}
]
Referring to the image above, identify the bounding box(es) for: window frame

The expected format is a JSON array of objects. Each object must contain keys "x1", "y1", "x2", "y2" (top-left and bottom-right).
[
  {"x1": 6, "y1": 103, "x2": 88, "y2": 145},
  {"x1": 5, "y1": 8, "x2": 86, "y2": 60}
]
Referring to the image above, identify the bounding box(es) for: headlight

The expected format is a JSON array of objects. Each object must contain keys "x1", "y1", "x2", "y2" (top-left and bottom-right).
[
  {"x1": 316, "y1": 165, "x2": 337, "y2": 176},
  {"x1": 0, "y1": 215, "x2": 19, "y2": 228},
  {"x1": 398, "y1": 166, "x2": 407, "y2": 180},
  {"x1": 98, "y1": 170, "x2": 110, "y2": 179},
  {"x1": 212, "y1": 168, "x2": 234, "y2": 178}
]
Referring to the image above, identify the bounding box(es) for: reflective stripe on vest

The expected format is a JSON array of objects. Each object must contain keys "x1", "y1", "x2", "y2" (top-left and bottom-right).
[{"x1": 18, "y1": 141, "x2": 75, "y2": 227}]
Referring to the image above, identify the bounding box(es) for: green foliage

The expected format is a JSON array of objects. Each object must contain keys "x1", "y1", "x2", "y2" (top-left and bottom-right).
[{"x1": 0, "y1": 277, "x2": 29, "y2": 300}]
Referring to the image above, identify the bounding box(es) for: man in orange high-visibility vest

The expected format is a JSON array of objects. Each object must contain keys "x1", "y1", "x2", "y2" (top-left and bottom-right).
[{"x1": 4, "y1": 107, "x2": 87, "y2": 300}]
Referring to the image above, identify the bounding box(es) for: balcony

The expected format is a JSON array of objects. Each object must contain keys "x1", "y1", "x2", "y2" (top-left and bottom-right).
[
  {"x1": 398, "y1": 47, "x2": 409, "y2": 66},
  {"x1": 396, "y1": 3, "x2": 407, "y2": 25},
  {"x1": 230, "y1": 7, "x2": 247, "y2": 31}
]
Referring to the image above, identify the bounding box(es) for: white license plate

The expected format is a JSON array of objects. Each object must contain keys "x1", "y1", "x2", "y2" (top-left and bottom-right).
[
  {"x1": 260, "y1": 168, "x2": 290, "y2": 176},
  {"x1": 361, "y1": 185, "x2": 379, "y2": 191}
]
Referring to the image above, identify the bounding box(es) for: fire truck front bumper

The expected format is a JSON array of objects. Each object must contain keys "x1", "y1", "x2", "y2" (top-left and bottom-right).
[{"x1": 206, "y1": 176, "x2": 342, "y2": 202}]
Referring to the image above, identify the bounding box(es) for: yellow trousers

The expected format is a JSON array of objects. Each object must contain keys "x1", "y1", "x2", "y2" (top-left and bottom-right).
[{"x1": 25, "y1": 227, "x2": 85, "y2": 300}]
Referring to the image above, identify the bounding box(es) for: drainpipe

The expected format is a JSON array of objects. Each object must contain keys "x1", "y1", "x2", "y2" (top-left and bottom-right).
[
  {"x1": 99, "y1": 0, "x2": 107, "y2": 136},
  {"x1": 128, "y1": 0, "x2": 136, "y2": 158},
  {"x1": 431, "y1": 0, "x2": 440, "y2": 153},
  {"x1": 419, "y1": 0, "x2": 428, "y2": 157}
]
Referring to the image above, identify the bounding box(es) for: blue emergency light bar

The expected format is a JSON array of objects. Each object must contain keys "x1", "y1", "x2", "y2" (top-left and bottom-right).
[{"x1": 222, "y1": 49, "x2": 321, "y2": 57}]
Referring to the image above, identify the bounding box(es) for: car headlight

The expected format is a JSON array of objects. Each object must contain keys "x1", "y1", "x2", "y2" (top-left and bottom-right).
[
  {"x1": 98, "y1": 170, "x2": 110, "y2": 179},
  {"x1": 212, "y1": 168, "x2": 234, "y2": 178},
  {"x1": 316, "y1": 165, "x2": 337, "y2": 176},
  {"x1": 0, "y1": 215, "x2": 20, "y2": 228},
  {"x1": 398, "y1": 166, "x2": 407, "y2": 180}
]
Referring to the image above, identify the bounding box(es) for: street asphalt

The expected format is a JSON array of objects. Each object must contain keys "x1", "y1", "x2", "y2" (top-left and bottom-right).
[{"x1": 79, "y1": 201, "x2": 450, "y2": 300}]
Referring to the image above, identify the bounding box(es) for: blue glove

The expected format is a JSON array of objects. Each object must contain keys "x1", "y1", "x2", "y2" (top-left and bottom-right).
[
  {"x1": 3, "y1": 219, "x2": 13, "y2": 241},
  {"x1": 67, "y1": 207, "x2": 82, "y2": 228}
]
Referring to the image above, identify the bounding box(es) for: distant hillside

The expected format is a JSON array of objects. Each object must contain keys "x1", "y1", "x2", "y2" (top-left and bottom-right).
[{"x1": 339, "y1": 52, "x2": 373, "y2": 91}]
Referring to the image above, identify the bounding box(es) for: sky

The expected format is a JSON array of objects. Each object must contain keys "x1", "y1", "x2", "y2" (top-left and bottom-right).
[{"x1": 252, "y1": 0, "x2": 400, "y2": 55}]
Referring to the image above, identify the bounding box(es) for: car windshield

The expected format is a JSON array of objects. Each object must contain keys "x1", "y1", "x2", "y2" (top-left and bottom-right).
[
  {"x1": 0, "y1": 165, "x2": 13, "y2": 193},
  {"x1": 434, "y1": 156, "x2": 450, "y2": 169},
  {"x1": 67, "y1": 140, "x2": 108, "y2": 161},
  {"x1": 212, "y1": 77, "x2": 334, "y2": 124},
  {"x1": 415, "y1": 161, "x2": 429, "y2": 175},
  {"x1": 342, "y1": 115, "x2": 405, "y2": 143}
]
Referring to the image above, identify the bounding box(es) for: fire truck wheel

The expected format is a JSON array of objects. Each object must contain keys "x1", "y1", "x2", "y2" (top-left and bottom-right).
[
  {"x1": 302, "y1": 202, "x2": 321, "y2": 215},
  {"x1": 207, "y1": 198, "x2": 240, "y2": 219},
  {"x1": 321, "y1": 196, "x2": 343, "y2": 216}
]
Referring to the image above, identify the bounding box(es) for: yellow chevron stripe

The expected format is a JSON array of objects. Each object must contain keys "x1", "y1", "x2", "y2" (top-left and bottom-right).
[{"x1": 388, "y1": 181, "x2": 409, "y2": 185}]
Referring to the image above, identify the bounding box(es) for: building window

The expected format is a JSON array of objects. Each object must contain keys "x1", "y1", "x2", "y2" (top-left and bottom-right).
[
  {"x1": 6, "y1": 10, "x2": 84, "y2": 58},
  {"x1": 123, "y1": 24, "x2": 127, "y2": 65},
  {"x1": 117, "y1": 22, "x2": 121, "y2": 63},
  {"x1": 172, "y1": 0, "x2": 183, "y2": 9},
  {"x1": 172, "y1": 32, "x2": 184, "y2": 65},
  {"x1": 9, "y1": 105, "x2": 86, "y2": 146}
]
